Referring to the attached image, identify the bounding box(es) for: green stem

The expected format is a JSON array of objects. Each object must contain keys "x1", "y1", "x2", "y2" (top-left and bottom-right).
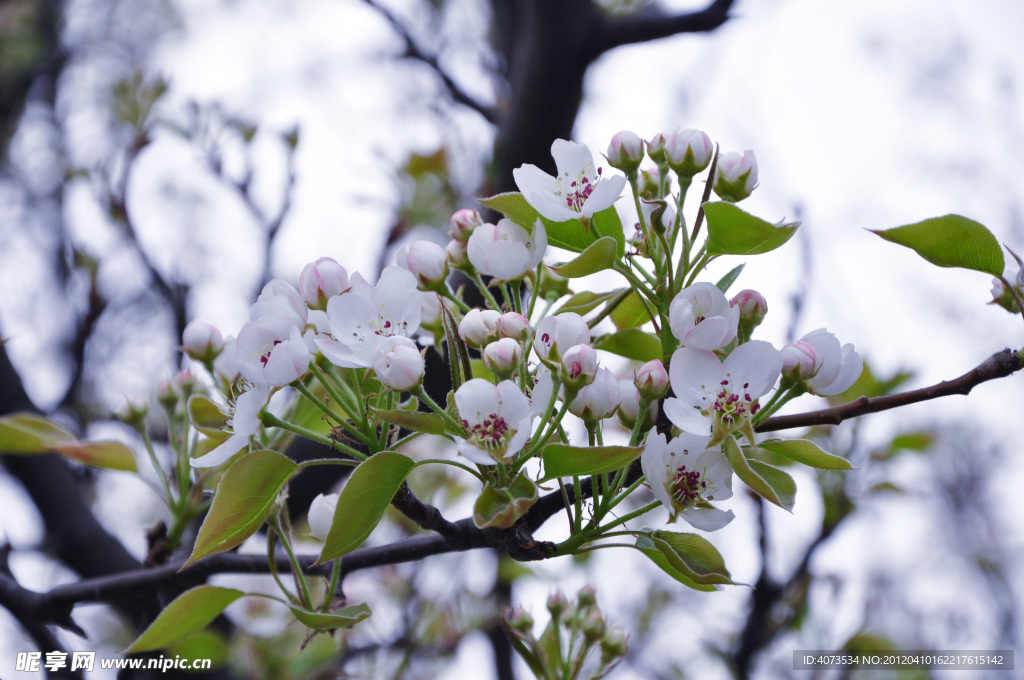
[
  {"x1": 410, "y1": 385, "x2": 464, "y2": 433},
  {"x1": 440, "y1": 287, "x2": 471, "y2": 312},
  {"x1": 323, "y1": 558, "x2": 343, "y2": 612},
  {"x1": 269, "y1": 515, "x2": 313, "y2": 610},
  {"x1": 294, "y1": 380, "x2": 371, "y2": 445},
  {"x1": 309, "y1": 363, "x2": 360, "y2": 423},
  {"x1": 140, "y1": 428, "x2": 175, "y2": 508},
  {"x1": 613, "y1": 262, "x2": 658, "y2": 305},
  {"x1": 261, "y1": 411, "x2": 367, "y2": 461},
  {"x1": 472, "y1": 272, "x2": 502, "y2": 311},
  {"x1": 414, "y1": 458, "x2": 484, "y2": 482}
]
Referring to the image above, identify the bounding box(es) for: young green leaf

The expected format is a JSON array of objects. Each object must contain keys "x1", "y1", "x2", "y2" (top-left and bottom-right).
[
  {"x1": 477, "y1": 192, "x2": 543, "y2": 231},
  {"x1": 369, "y1": 408, "x2": 446, "y2": 436},
  {"x1": 631, "y1": 534, "x2": 717, "y2": 591},
  {"x1": 0, "y1": 413, "x2": 76, "y2": 452},
  {"x1": 759, "y1": 439, "x2": 855, "y2": 470},
  {"x1": 186, "y1": 450, "x2": 297, "y2": 566},
  {"x1": 722, "y1": 434, "x2": 791, "y2": 510},
  {"x1": 540, "y1": 444, "x2": 643, "y2": 481},
  {"x1": 555, "y1": 289, "x2": 622, "y2": 317},
  {"x1": 703, "y1": 202, "x2": 799, "y2": 256},
  {"x1": 472, "y1": 474, "x2": 538, "y2": 529},
  {"x1": 548, "y1": 236, "x2": 618, "y2": 278},
  {"x1": 52, "y1": 440, "x2": 137, "y2": 472},
  {"x1": 590, "y1": 204, "x2": 626, "y2": 257},
  {"x1": 870, "y1": 214, "x2": 1004, "y2": 276},
  {"x1": 288, "y1": 603, "x2": 372, "y2": 630},
  {"x1": 126, "y1": 585, "x2": 244, "y2": 653},
  {"x1": 187, "y1": 396, "x2": 229, "y2": 438},
  {"x1": 318, "y1": 451, "x2": 416, "y2": 563},
  {"x1": 609, "y1": 290, "x2": 652, "y2": 329},
  {"x1": 716, "y1": 263, "x2": 746, "y2": 294},
  {"x1": 748, "y1": 460, "x2": 796, "y2": 511},
  {"x1": 594, "y1": 329, "x2": 662, "y2": 362},
  {"x1": 647, "y1": 530, "x2": 735, "y2": 586}
]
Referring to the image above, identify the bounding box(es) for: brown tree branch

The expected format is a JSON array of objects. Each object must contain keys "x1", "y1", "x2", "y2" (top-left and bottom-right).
[
  {"x1": 591, "y1": 0, "x2": 737, "y2": 54},
  {"x1": 757, "y1": 348, "x2": 1023, "y2": 433}
]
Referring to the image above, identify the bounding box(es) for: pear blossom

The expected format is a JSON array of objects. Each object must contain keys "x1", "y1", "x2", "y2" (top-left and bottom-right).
[
  {"x1": 669, "y1": 282, "x2": 740, "y2": 351},
  {"x1": 530, "y1": 366, "x2": 556, "y2": 418},
  {"x1": 533, "y1": 312, "x2": 590, "y2": 365},
  {"x1": 664, "y1": 341, "x2": 782, "y2": 442},
  {"x1": 459, "y1": 308, "x2": 501, "y2": 348},
  {"x1": 569, "y1": 367, "x2": 621, "y2": 421},
  {"x1": 307, "y1": 493, "x2": 339, "y2": 541},
  {"x1": 466, "y1": 218, "x2": 547, "y2": 280},
  {"x1": 665, "y1": 129, "x2": 713, "y2": 178},
  {"x1": 236, "y1": 315, "x2": 311, "y2": 387},
  {"x1": 299, "y1": 257, "x2": 351, "y2": 310},
  {"x1": 513, "y1": 139, "x2": 627, "y2": 222},
  {"x1": 317, "y1": 267, "x2": 421, "y2": 368},
  {"x1": 250, "y1": 279, "x2": 307, "y2": 328},
  {"x1": 455, "y1": 379, "x2": 533, "y2": 465},
  {"x1": 182, "y1": 320, "x2": 224, "y2": 362},
  {"x1": 213, "y1": 335, "x2": 239, "y2": 382},
  {"x1": 713, "y1": 150, "x2": 758, "y2": 202},
  {"x1": 449, "y1": 208, "x2": 482, "y2": 241},
  {"x1": 372, "y1": 337, "x2": 424, "y2": 391},
  {"x1": 191, "y1": 384, "x2": 270, "y2": 468},
  {"x1": 641, "y1": 430, "x2": 734, "y2": 531},
  {"x1": 397, "y1": 240, "x2": 449, "y2": 291},
  {"x1": 782, "y1": 328, "x2": 862, "y2": 396}
]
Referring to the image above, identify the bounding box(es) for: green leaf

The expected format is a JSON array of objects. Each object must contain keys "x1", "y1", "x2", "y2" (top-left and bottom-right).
[
  {"x1": 748, "y1": 460, "x2": 796, "y2": 511},
  {"x1": 548, "y1": 236, "x2": 618, "y2": 278},
  {"x1": 188, "y1": 396, "x2": 229, "y2": 438},
  {"x1": 722, "y1": 435, "x2": 789, "y2": 510},
  {"x1": 594, "y1": 328, "x2": 662, "y2": 362},
  {"x1": 477, "y1": 192, "x2": 543, "y2": 232},
  {"x1": 472, "y1": 474, "x2": 538, "y2": 529},
  {"x1": 609, "y1": 290, "x2": 652, "y2": 329},
  {"x1": 0, "y1": 413, "x2": 137, "y2": 471},
  {"x1": 0, "y1": 413, "x2": 75, "y2": 452},
  {"x1": 590, "y1": 205, "x2": 626, "y2": 257},
  {"x1": 288, "y1": 603, "x2": 372, "y2": 630},
  {"x1": 126, "y1": 585, "x2": 244, "y2": 653},
  {"x1": 715, "y1": 263, "x2": 745, "y2": 294},
  {"x1": 439, "y1": 296, "x2": 471, "y2": 393},
  {"x1": 646, "y1": 530, "x2": 735, "y2": 586},
  {"x1": 555, "y1": 289, "x2": 622, "y2": 316},
  {"x1": 870, "y1": 214, "x2": 1004, "y2": 276},
  {"x1": 319, "y1": 451, "x2": 416, "y2": 562},
  {"x1": 540, "y1": 444, "x2": 644, "y2": 481},
  {"x1": 52, "y1": 440, "x2": 137, "y2": 472},
  {"x1": 631, "y1": 535, "x2": 717, "y2": 591},
  {"x1": 369, "y1": 408, "x2": 446, "y2": 436},
  {"x1": 703, "y1": 202, "x2": 799, "y2": 256},
  {"x1": 759, "y1": 439, "x2": 855, "y2": 470},
  {"x1": 186, "y1": 450, "x2": 297, "y2": 566}
]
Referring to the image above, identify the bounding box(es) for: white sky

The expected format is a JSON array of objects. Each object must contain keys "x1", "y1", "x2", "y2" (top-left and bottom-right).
[{"x1": 2, "y1": 0, "x2": 1023, "y2": 677}]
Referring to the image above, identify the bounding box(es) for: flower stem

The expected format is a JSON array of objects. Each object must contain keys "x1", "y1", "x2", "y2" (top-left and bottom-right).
[{"x1": 261, "y1": 411, "x2": 367, "y2": 461}]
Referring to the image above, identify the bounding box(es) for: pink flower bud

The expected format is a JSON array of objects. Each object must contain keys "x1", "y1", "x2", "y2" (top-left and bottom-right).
[
  {"x1": 646, "y1": 132, "x2": 670, "y2": 165},
  {"x1": 116, "y1": 395, "x2": 149, "y2": 427},
  {"x1": 482, "y1": 338, "x2": 523, "y2": 379},
  {"x1": 634, "y1": 359, "x2": 669, "y2": 400},
  {"x1": 373, "y1": 340, "x2": 424, "y2": 391},
  {"x1": 569, "y1": 367, "x2": 621, "y2": 421},
  {"x1": 182, "y1": 320, "x2": 224, "y2": 362},
  {"x1": 713, "y1": 150, "x2": 758, "y2": 202},
  {"x1": 397, "y1": 240, "x2": 449, "y2": 291},
  {"x1": 449, "y1": 208, "x2": 483, "y2": 241},
  {"x1": 496, "y1": 312, "x2": 532, "y2": 342},
  {"x1": 606, "y1": 130, "x2": 644, "y2": 172},
  {"x1": 534, "y1": 313, "x2": 590, "y2": 365},
  {"x1": 459, "y1": 308, "x2": 501, "y2": 348},
  {"x1": 299, "y1": 257, "x2": 351, "y2": 311},
  {"x1": 781, "y1": 340, "x2": 818, "y2": 380},
  {"x1": 307, "y1": 493, "x2": 338, "y2": 542},
  {"x1": 560, "y1": 343, "x2": 598, "y2": 390},
  {"x1": 251, "y1": 279, "x2": 308, "y2": 328},
  {"x1": 446, "y1": 239, "x2": 470, "y2": 270},
  {"x1": 666, "y1": 129, "x2": 713, "y2": 178},
  {"x1": 731, "y1": 289, "x2": 768, "y2": 337}
]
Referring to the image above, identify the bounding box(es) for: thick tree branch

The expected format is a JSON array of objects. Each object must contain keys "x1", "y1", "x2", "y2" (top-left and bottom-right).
[
  {"x1": 591, "y1": 0, "x2": 737, "y2": 54},
  {"x1": 757, "y1": 348, "x2": 1023, "y2": 433}
]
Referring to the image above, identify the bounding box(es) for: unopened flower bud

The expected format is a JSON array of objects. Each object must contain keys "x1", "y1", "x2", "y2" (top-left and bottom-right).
[
  {"x1": 547, "y1": 590, "x2": 570, "y2": 620},
  {"x1": 560, "y1": 344, "x2": 598, "y2": 391},
  {"x1": 666, "y1": 128, "x2": 713, "y2": 179},
  {"x1": 308, "y1": 493, "x2": 338, "y2": 542},
  {"x1": 174, "y1": 371, "x2": 198, "y2": 401},
  {"x1": 637, "y1": 168, "x2": 660, "y2": 198},
  {"x1": 299, "y1": 257, "x2": 351, "y2": 310},
  {"x1": 569, "y1": 367, "x2": 621, "y2": 422},
  {"x1": 156, "y1": 380, "x2": 178, "y2": 409},
  {"x1": 506, "y1": 607, "x2": 534, "y2": 633},
  {"x1": 600, "y1": 627, "x2": 629, "y2": 663},
  {"x1": 646, "y1": 132, "x2": 670, "y2": 166},
  {"x1": 398, "y1": 240, "x2": 449, "y2": 291},
  {"x1": 373, "y1": 340, "x2": 425, "y2": 391},
  {"x1": 577, "y1": 584, "x2": 598, "y2": 609},
  {"x1": 781, "y1": 340, "x2": 818, "y2": 380},
  {"x1": 534, "y1": 313, "x2": 590, "y2": 366},
  {"x1": 497, "y1": 312, "x2": 532, "y2": 342},
  {"x1": 606, "y1": 130, "x2": 644, "y2": 173},
  {"x1": 116, "y1": 396, "x2": 149, "y2": 428},
  {"x1": 482, "y1": 338, "x2": 523, "y2": 380},
  {"x1": 182, "y1": 320, "x2": 224, "y2": 363},
  {"x1": 449, "y1": 208, "x2": 483, "y2": 241},
  {"x1": 538, "y1": 267, "x2": 570, "y2": 301},
  {"x1": 445, "y1": 239, "x2": 470, "y2": 270},
  {"x1": 582, "y1": 610, "x2": 607, "y2": 643},
  {"x1": 459, "y1": 308, "x2": 501, "y2": 348},
  {"x1": 713, "y1": 150, "x2": 758, "y2": 202},
  {"x1": 634, "y1": 359, "x2": 669, "y2": 400},
  {"x1": 731, "y1": 289, "x2": 768, "y2": 339}
]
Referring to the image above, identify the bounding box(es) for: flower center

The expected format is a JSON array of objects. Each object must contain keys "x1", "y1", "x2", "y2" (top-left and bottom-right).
[
  {"x1": 670, "y1": 461, "x2": 707, "y2": 508},
  {"x1": 463, "y1": 414, "x2": 512, "y2": 450},
  {"x1": 559, "y1": 166, "x2": 603, "y2": 212},
  {"x1": 712, "y1": 379, "x2": 760, "y2": 426},
  {"x1": 372, "y1": 316, "x2": 407, "y2": 337},
  {"x1": 260, "y1": 340, "x2": 282, "y2": 365}
]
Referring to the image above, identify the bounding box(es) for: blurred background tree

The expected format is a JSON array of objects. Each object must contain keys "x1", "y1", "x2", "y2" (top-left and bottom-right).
[{"x1": 1, "y1": 0, "x2": 1021, "y2": 678}]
